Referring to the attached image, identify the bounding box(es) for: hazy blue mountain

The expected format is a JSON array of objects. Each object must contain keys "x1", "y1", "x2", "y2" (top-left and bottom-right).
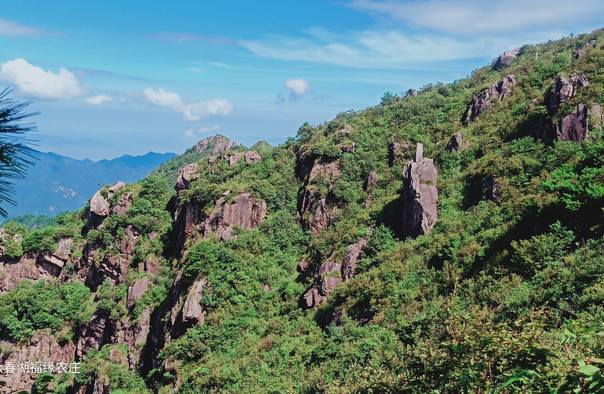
[{"x1": 5, "y1": 151, "x2": 176, "y2": 217}]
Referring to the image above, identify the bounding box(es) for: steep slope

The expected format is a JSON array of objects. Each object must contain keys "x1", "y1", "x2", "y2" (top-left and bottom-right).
[
  {"x1": 5, "y1": 151, "x2": 176, "y2": 217},
  {"x1": 0, "y1": 30, "x2": 603, "y2": 393}
]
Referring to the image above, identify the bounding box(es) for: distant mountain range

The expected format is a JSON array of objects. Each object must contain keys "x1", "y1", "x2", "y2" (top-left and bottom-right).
[{"x1": 5, "y1": 151, "x2": 177, "y2": 217}]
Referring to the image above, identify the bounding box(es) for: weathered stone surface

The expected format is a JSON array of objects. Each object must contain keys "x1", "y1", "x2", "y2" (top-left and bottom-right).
[
  {"x1": 299, "y1": 161, "x2": 341, "y2": 218},
  {"x1": 214, "y1": 193, "x2": 267, "y2": 238},
  {"x1": 310, "y1": 199, "x2": 330, "y2": 235},
  {"x1": 573, "y1": 39, "x2": 595, "y2": 59},
  {"x1": 109, "y1": 181, "x2": 125, "y2": 192},
  {"x1": 182, "y1": 279, "x2": 206, "y2": 324},
  {"x1": 555, "y1": 103, "x2": 590, "y2": 141},
  {"x1": 364, "y1": 171, "x2": 379, "y2": 191},
  {"x1": 0, "y1": 333, "x2": 76, "y2": 392},
  {"x1": 55, "y1": 238, "x2": 73, "y2": 260},
  {"x1": 228, "y1": 152, "x2": 244, "y2": 166},
  {"x1": 89, "y1": 190, "x2": 110, "y2": 217},
  {"x1": 340, "y1": 142, "x2": 356, "y2": 153},
  {"x1": 446, "y1": 132, "x2": 465, "y2": 153},
  {"x1": 548, "y1": 74, "x2": 589, "y2": 113},
  {"x1": 462, "y1": 74, "x2": 517, "y2": 124},
  {"x1": 389, "y1": 141, "x2": 410, "y2": 165},
  {"x1": 175, "y1": 163, "x2": 200, "y2": 191},
  {"x1": 485, "y1": 176, "x2": 502, "y2": 204},
  {"x1": 1, "y1": 254, "x2": 55, "y2": 293},
  {"x1": 76, "y1": 313, "x2": 111, "y2": 360},
  {"x1": 39, "y1": 254, "x2": 65, "y2": 276},
  {"x1": 304, "y1": 238, "x2": 369, "y2": 308},
  {"x1": 112, "y1": 192, "x2": 133, "y2": 215},
  {"x1": 493, "y1": 48, "x2": 520, "y2": 71},
  {"x1": 342, "y1": 238, "x2": 370, "y2": 281},
  {"x1": 194, "y1": 135, "x2": 241, "y2": 155},
  {"x1": 113, "y1": 307, "x2": 151, "y2": 370},
  {"x1": 127, "y1": 276, "x2": 149, "y2": 309},
  {"x1": 402, "y1": 143, "x2": 438, "y2": 238},
  {"x1": 244, "y1": 150, "x2": 262, "y2": 163}
]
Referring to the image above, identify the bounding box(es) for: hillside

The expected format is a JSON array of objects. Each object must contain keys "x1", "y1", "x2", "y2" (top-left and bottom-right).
[
  {"x1": 4, "y1": 151, "x2": 177, "y2": 217},
  {"x1": 0, "y1": 30, "x2": 603, "y2": 393}
]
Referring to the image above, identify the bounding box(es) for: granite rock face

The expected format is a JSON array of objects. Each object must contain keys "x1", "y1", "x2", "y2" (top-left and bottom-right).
[
  {"x1": 303, "y1": 238, "x2": 369, "y2": 308},
  {"x1": 548, "y1": 74, "x2": 589, "y2": 113},
  {"x1": 182, "y1": 279, "x2": 206, "y2": 325},
  {"x1": 493, "y1": 48, "x2": 520, "y2": 71},
  {"x1": 175, "y1": 163, "x2": 200, "y2": 191},
  {"x1": 364, "y1": 171, "x2": 379, "y2": 191},
  {"x1": 402, "y1": 143, "x2": 438, "y2": 238},
  {"x1": 555, "y1": 103, "x2": 590, "y2": 142},
  {"x1": 389, "y1": 141, "x2": 410, "y2": 165},
  {"x1": 446, "y1": 132, "x2": 465, "y2": 153},
  {"x1": 462, "y1": 74, "x2": 517, "y2": 125}
]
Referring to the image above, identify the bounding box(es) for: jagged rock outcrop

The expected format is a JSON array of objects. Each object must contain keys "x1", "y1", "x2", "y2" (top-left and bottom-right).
[
  {"x1": 364, "y1": 171, "x2": 379, "y2": 191},
  {"x1": 573, "y1": 39, "x2": 596, "y2": 59},
  {"x1": 389, "y1": 141, "x2": 409, "y2": 165},
  {"x1": 175, "y1": 163, "x2": 200, "y2": 191},
  {"x1": 493, "y1": 48, "x2": 520, "y2": 71},
  {"x1": 114, "y1": 307, "x2": 151, "y2": 370},
  {"x1": 112, "y1": 192, "x2": 133, "y2": 214},
  {"x1": 244, "y1": 150, "x2": 262, "y2": 163},
  {"x1": 0, "y1": 333, "x2": 76, "y2": 392},
  {"x1": 462, "y1": 74, "x2": 517, "y2": 125},
  {"x1": 304, "y1": 238, "x2": 369, "y2": 308},
  {"x1": 182, "y1": 279, "x2": 206, "y2": 325},
  {"x1": 126, "y1": 276, "x2": 149, "y2": 309},
  {"x1": 593, "y1": 103, "x2": 603, "y2": 130},
  {"x1": 174, "y1": 190, "x2": 267, "y2": 246},
  {"x1": 402, "y1": 143, "x2": 438, "y2": 238},
  {"x1": 446, "y1": 132, "x2": 468, "y2": 153},
  {"x1": 555, "y1": 103, "x2": 590, "y2": 142},
  {"x1": 76, "y1": 313, "x2": 111, "y2": 360},
  {"x1": 547, "y1": 74, "x2": 589, "y2": 113},
  {"x1": 310, "y1": 199, "x2": 330, "y2": 235},
  {"x1": 228, "y1": 152, "x2": 244, "y2": 166},
  {"x1": 194, "y1": 135, "x2": 241, "y2": 155},
  {"x1": 87, "y1": 181, "x2": 126, "y2": 230}
]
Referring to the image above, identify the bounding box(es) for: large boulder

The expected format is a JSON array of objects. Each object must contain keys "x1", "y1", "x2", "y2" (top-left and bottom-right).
[
  {"x1": 402, "y1": 143, "x2": 438, "y2": 238},
  {"x1": 244, "y1": 151, "x2": 262, "y2": 163},
  {"x1": 462, "y1": 75, "x2": 517, "y2": 124},
  {"x1": 126, "y1": 276, "x2": 149, "y2": 309},
  {"x1": 175, "y1": 163, "x2": 200, "y2": 191},
  {"x1": 555, "y1": 103, "x2": 590, "y2": 142},
  {"x1": 547, "y1": 74, "x2": 589, "y2": 113},
  {"x1": 388, "y1": 141, "x2": 409, "y2": 165},
  {"x1": 182, "y1": 279, "x2": 206, "y2": 324},
  {"x1": 493, "y1": 48, "x2": 520, "y2": 71}
]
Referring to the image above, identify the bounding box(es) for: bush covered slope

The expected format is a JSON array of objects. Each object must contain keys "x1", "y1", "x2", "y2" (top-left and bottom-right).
[{"x1": 0, "y1": 30, "x2": 603, "y2": 393}]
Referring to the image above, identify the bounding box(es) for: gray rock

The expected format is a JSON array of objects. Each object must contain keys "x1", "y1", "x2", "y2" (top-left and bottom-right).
[
  {"x1": 485, "y1": 176, "x2": 502, "y2": 204},
  {"x1": 493, "y1": 48, "x2": 520, "y2": 71},
  {"x1": 402, "y1": 143, "x2": 438, "y2": 238},
  {"x1": 182, "y1": 279, "x2": 206, "y2": 324},
  {"x1": 446, "y1": 133, "x2": 463, "y2": 153},
  {"x1": 244, "y1": 151, "x2": 262, "y2": 163},
  {"x1": 364, "y1": 171, "x2": 379, "y2": 191},
  {"x1": 462, "y1": 75, "x2": 517, "y2": 124},
  {"x1": 555, "y1": 103, "x2": 590, "y2": 142},
  {"x1": 175, "y1": 163, "x2": 200, "y2": 191},
  {"x1": 126, "y1": 276, "x2": 149, "y2": 309},
  {"x1": 548, "y1": 74, "x2": 589, "y2": 113}
]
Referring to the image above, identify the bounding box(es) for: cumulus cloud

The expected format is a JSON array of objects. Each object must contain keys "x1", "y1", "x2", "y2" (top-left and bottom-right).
[
  {"x1": 284, "y1": 79, "x2": 311, "y2": 97},
  {"x1": 0, "y1": 19, "x2": 64, "y2": 36},
  {"x1": 85, "y1": 94, "x2": 113, "y2": 105},
  {"x1": 144, "y1": 88, "x2": 233, "y2": 121},
  {"x1": 0, "y1": 58, "x2": 83, "y2": 99}
]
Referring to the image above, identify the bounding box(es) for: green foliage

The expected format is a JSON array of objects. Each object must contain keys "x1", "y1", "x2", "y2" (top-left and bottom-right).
[{"x1": 0, "y1": 280, "x2": 92, "y2": 342}]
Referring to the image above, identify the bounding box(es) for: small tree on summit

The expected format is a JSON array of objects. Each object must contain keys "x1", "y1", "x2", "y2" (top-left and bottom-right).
[{"x1": 0, "y1": 88, "x2": 38, "y2": 217}]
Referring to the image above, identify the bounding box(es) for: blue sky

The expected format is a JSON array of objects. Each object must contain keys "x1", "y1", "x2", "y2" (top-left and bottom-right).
[{"x1": 1, "y1": 0, "x2": 603, "y2": 160}]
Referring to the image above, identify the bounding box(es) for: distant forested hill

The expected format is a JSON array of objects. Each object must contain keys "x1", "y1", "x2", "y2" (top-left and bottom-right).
[{"x1": 5, "y1": 151, "x2": 176, "y2": 217}]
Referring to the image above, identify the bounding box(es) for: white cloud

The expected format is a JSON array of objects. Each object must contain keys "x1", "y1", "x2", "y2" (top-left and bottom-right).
[
  {"x1": 0, "y1": 19, "x2": 64, "y2": 36},
  {"x1": 284, "y1": 79, "x2": 311, "y2": 97},
  {"x1": 242, "y1": 31, "x2": 503, "y2": 69},
  {"x1": 0, "y1": 58, "x2": 83, "y2": 99},
  {"x1": 184, "y1": 125, "x2": 220, "y2": 137},
  {"x1": 85, "y1": 94, "x2": 113, "y2": 105},
  {"x1": 348, "y1": 0, "x2": 604, "y2": 35},
  {"x1": 144, "y1": 88, "x2": 233, "y2": 121}
]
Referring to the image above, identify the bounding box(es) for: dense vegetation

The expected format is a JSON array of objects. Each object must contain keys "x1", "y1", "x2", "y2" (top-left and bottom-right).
[{"x1": 0, "y1": 30, "x2": 603, "y2": 393}]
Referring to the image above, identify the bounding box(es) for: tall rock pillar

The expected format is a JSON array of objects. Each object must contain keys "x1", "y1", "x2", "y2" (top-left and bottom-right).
[{"x1": 402, "y1": 143, "x2": 438, "y2": 238}]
